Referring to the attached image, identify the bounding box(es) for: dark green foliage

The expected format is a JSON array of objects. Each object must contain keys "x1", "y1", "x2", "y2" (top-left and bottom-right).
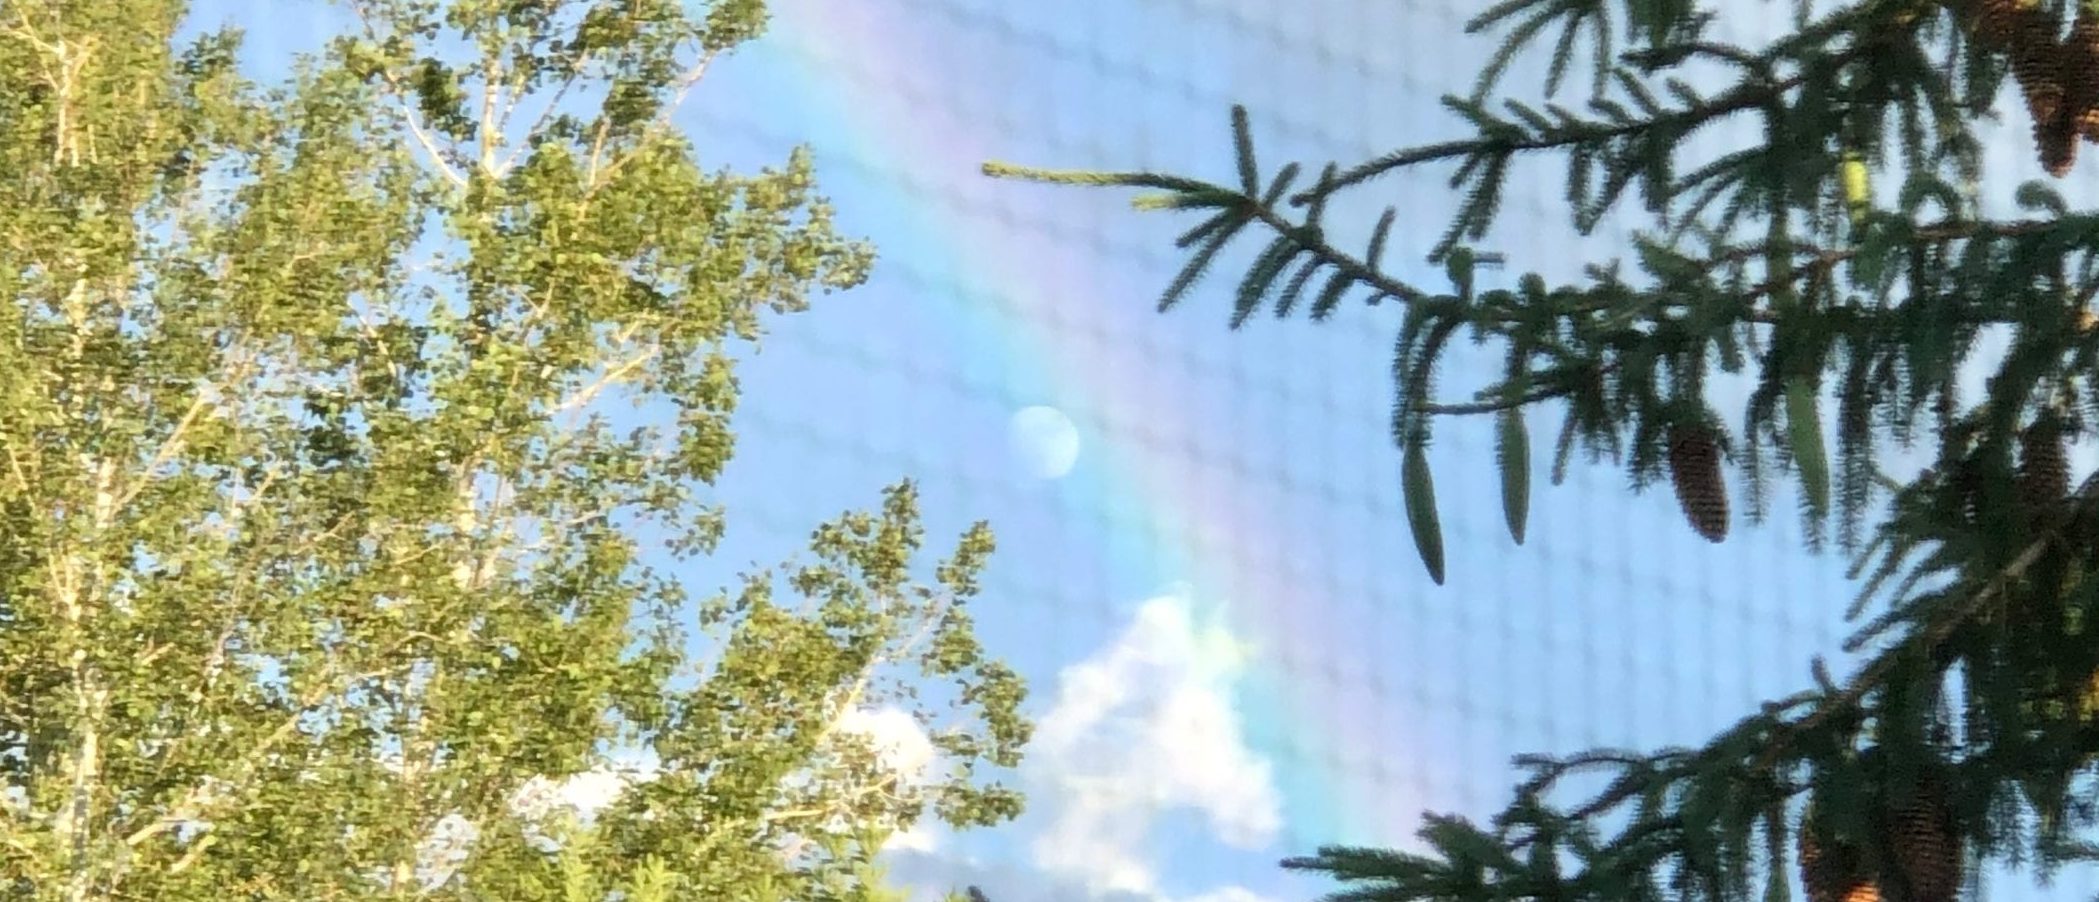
[
  {"x1": 1403, "y1": 435, "x2": 1447, "y2": 586},
  {"x1": 1499, "y1": 405, "x2": 1532, "y2": 545},
  {"x1": 985, "y1": 0, "x2": 2099, "y2": 899}
]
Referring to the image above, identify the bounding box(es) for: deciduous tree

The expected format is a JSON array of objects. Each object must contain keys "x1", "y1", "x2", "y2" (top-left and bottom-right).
[{"x1": 0, "y1": 1, "x2": 1028, "y2": 899}]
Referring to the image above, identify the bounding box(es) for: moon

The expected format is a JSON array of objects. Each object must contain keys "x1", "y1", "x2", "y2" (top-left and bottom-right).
[{"x1": 1008, "y1": 406, "x2": 1081, "y2": 481}]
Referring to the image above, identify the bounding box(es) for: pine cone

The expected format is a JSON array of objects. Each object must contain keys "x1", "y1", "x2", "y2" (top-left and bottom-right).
[
  {"x1": 1968, "y1": 0, "x2": 2045, "y2": 50},
  {"x1": 2038, "y1": 112, "x2": 2080, "y2": 176},
  {"x1": 1799, "y1": 821, "x2": 1881, "y2": 902},
  {"x1": 2017, "y1": 416, "x2": 2070, "y2": 526},
  {"x1": 2075, "y1": 96, "x2": 2099, "y2": 150},
  {"x1": 1668, "y1": 424, "x2": 1729, "y2": 542},
  {"x1": 2070, "y1": 5, "x2": 2099, "y2": 145},
  {"x1": 1967, "y1": 0, "x2": 2080, "y2": 173},
  {"x1": 1885, "y1": 772, "x2": 1963, "y2": 902}
]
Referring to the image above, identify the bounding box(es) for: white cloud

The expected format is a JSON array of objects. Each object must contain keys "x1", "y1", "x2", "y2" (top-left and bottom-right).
[
  {"x1": 1023, "y1": 591, "x2": 1283, "y2": 898},
  {"x1": 840, "y1": 705, "x2": 941, "y2": 787},
  {"x1": 509, "y1": 750, "x2": 662, "y2": 826},
  {"x1": 885, "y1": 822, "x2": 945, "y2": 853},
  {"x1": 838, "y1": 704, "x2": 949, "y2": 853},
  {"x1": 505, "y1": 701, "x2": 953, "y2": 867}
]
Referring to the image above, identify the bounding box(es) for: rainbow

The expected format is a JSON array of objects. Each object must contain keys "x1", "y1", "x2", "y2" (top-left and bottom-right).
[
  {"x1": 754, "y1": 0, "x2": 1414, "y2": 855},
  {"x1": 174, "y1": 0, "x2": 1436, "y2": 858}
]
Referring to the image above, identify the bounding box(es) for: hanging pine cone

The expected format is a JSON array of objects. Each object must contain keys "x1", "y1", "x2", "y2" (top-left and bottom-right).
[
  {"x1": 2017, "y1": 415, "x2": 2070, "y2": 528},
  {"x1": 1884, "y1": 771, "x2": 1963, "y2": 902},
  {"x1": 1968, "y1": 0, "x2": 2045, "y2": 50},
  {"x1": 1973, "y1": 0, "x2": 2063, "y2": 94},
  {"x1": 2070, "y1": 4, "x2": 2099, "y2": 145},
  {"x1": 2021, "y1": 52, "x2": 2069, "y2": 127},
  {"x1": 1668, "y1": 424, "x2": 1728, "y2": 542},
  {"x1": 2038, "y1": 111, "x2": 2080, "y2": 176},
  {"x1": 1967, "y1": 0, "x2": 2081, "y2": 173},
  {"x1": 1799, "y1": 815, "x2": 1882, "y2": 902}
]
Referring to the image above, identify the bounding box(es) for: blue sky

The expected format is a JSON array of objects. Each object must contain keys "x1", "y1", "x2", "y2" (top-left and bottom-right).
[{"x1": 183, "y1": 1, "x2": 2099, "y2": 900}]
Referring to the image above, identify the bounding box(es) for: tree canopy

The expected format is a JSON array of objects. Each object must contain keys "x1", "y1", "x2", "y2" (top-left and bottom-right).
[{"x1": 0, "y1": 1, "x2": 1027, "y2": 899}]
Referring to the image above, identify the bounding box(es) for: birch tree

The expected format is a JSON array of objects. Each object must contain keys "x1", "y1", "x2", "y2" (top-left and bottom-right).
[{"x1": 0, "y1": 1, "x2": 1029, "y2": 899}]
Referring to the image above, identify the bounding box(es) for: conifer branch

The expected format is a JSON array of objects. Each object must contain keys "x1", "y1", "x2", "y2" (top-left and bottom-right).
[
  {"x1": 1424, "y1": 379, "x2": 1599, "y2": 416},
  {"x1": 1280, "y1": 465, "x2": 2099, "y2": 900},
  {"x1": 1239, "y1": 205, "x2": 1432, "y2": 305},
  {"x1": 985, "y1": 0, "x2": 2099, "y2": 898},
  {"x1": 1295, "y1": 70, "x2": 1814, "y2": 205},
  {"x1": 1761, "y1": 467, "x2": 2099, "y2": 765}
]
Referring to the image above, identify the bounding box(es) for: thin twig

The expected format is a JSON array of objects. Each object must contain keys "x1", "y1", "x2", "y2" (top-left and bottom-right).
[{"x1": 349, "y1": 1, "x2": 467, "y2": 190}]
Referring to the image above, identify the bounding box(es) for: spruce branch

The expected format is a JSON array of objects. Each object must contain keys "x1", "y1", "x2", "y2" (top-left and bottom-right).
[
  {"x1": 1424, "y1": 373, "x2": 1612, "y2": 416},
  {"x1": 1280, "y1": 464, "x2": 2099, "y2": 900},
  {"x1": 990, "y1": 87, "x2": 2099, "y2": 573},
  {"x1": 1295, "y1": 69, "x2": 1814, "y2": 206},
  {"x1": 989, "y1": 1, "x2": 2099, "y2": 899}
]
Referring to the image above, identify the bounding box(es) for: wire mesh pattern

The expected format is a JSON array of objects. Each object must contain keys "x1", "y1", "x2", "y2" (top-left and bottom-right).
[
  {"x1": 744, "y1": 2, "x2": 2099, "y2": 899},
  {"x1": 15, "y1": 0, "x2": 2099, "y2": 900}
]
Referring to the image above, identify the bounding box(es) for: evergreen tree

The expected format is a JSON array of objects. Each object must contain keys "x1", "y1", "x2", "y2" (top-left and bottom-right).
[
  {"x1": 0, "y1": 1, "x2": 1028, "y2": 899},
  {"x1": 988, "y1": 0, "x2": 2099, "y2": 899}
]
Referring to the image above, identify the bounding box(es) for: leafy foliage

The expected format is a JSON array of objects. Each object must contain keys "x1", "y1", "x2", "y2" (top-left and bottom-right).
[
  {"x1": 987, "y1": 0, "x2": 2099, "y2": 898},
  {"x1": 0, "y1": 1, "x2": 1027, "y2": 899}
]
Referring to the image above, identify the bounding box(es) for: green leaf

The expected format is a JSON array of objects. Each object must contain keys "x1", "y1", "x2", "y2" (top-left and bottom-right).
[
  {"x1": 1498, "y1": 407, "x2": 1530, "y2": 544},
  {"x1": 10, "y1": 6, "x2": 1029, "y2": 900},
  {"x1": 1785, "y1": 376, "x2": 1829, "y2": 523},
  {"x1": 1262, "y1": 162, "x2": 1303, "y2": 207},
  {"x1": 1367, "y1": 207, "x2": 1399, "y2": 270},
  {"x1": 1233, "y1": 237, "x2": 1301, "y2": 328},
  {"x1": 1310, "y1": 268, "x2": 1356, "y2": 320},
  {"x1": 1446, "y1": 246, "x2": 1477, "y2": 302},
  {"x1": 1175, "y1": 211, "x2": 1237, "y2": 249},
  {"x1": 1231, "y1": 105, "x2": 1259, "y2": 196},
  {"x1": 1550, "y1": 401, "x2": 1581, "y2": 486},
  {"x1": 1896, "y1": 172, "x2": 1961, "y2": 219},
  {"x1": 1848, "y1": 220, "x2": 1897, "y2": 291},
  {"x1": 1403, "y1": 435, "x2": 1447, "y2": 585},
  {"x1": 2015, "y1": 179, "x2": 2068, "y2": 216},
  {"x1": 1161, "y1": 215, "x2": 1250, "y2": 312},
  {"x1": 1275, "y1": 257, "x2": 1325, "y2": 319}
]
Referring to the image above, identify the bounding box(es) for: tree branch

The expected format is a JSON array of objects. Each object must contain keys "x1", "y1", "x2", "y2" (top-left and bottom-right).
[{"x1": 350, "y1": 1, "x2": 468, "y2": 190}]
